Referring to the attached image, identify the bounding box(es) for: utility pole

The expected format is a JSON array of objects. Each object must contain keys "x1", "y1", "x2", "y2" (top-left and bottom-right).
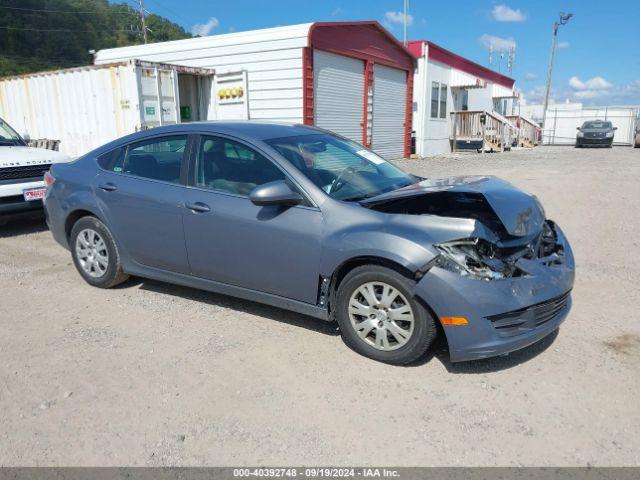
[
  {"x1": 403, "y1": 0, "x2": 409, "y2": 46},
  {"x1": 137, "y1": 0, "x2": 148, "y2": 44},
  {"x1": 542, "y1": 12, "x2": 573, "y2": 131}
]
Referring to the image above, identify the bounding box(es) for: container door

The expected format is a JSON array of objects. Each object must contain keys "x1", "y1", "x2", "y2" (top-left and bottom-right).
[
  {"x1": 371, "y1": 65, "x2": 407, "y2": 159},
  {"x1": 313, "y1": 50, "x2": 364, "y2": 143},
  {"x1": 137, "y1": 66, "x2": 179, "y2": 129}
]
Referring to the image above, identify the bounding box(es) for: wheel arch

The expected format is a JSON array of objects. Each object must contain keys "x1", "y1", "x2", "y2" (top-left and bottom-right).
[
  {"x1": 64, "y1": 208, "x2": 105, "y2": 241},
  {"x1": 327, "y1": 255, "x2": 421, "y2": 320}
]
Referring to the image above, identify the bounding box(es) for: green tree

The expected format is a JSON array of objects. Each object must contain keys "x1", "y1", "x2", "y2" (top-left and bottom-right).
[{"x1": 0, "y1": 0, "x2": 192, "y2": 76}]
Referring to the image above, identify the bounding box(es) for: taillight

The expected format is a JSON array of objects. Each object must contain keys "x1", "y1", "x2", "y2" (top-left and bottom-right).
[{"x1": 44, "y1": 170, "x2": 55, "y2": 187}]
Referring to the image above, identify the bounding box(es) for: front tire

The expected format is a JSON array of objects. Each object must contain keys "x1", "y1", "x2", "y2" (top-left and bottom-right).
[
  {"x1": 335, "y1": 265, "x2": 437, "y2": 365},
  {"x1": 70, "y1": 216, "x2": 128, "y2": 288}
]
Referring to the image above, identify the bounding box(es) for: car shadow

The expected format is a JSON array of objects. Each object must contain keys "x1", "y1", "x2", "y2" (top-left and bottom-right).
[
  {"x1": 112, "y1": 276, "x2": 559, "y2": 369},
  {"x1": 125, "y1": 277, "x2": 340, "y2": 337},
  {"x1": 0, "y1": 214, "x2": 48, "y2": 238},
  {"x1": 426, "y1": 328, "x2": 560, "y2": 373}
]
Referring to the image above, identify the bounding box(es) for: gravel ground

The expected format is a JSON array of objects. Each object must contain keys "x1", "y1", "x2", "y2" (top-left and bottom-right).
[{"x1": 0, "y1": 146, "x2": 639, "y2": 466}]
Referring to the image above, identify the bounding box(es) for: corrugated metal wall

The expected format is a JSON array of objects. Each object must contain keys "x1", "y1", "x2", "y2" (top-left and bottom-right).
[
  {"x1": 0, "y1": 64, "x2": 139, "y2": 157},
  {"x1": 95, "y1": 24, "x2": 311, "y2": 123}
]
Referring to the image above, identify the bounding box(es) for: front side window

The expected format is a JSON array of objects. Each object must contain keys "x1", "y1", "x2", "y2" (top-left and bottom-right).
[
  {"x1": 195, "y1": 136, "x2": 285, "y2": 196},
  {"x1": 117, "y1": 135, "x2": 187, "y2": 183},
  {"x1": 0, "y1": 118, "x2": 24, "y2": 146},
  {"x1": 266, "y1": 133, "x2": 415, "y2": 202}
]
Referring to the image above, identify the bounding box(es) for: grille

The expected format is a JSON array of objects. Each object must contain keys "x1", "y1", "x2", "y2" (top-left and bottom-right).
[
  {"x1": 0, "y1": 163, "x2": 51, "y2": 182},
  {"x1": 487, "y1": 291, "x2": 571, "y2": 337}
]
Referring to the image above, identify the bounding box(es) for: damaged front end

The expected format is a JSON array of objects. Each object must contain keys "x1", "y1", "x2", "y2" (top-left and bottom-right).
[
  {"x1": 434, "y1": 220, "x2": 565, "y2": 281},
  {"x1": 360, "y1": 175, "x2": 575, "y2": 362}
]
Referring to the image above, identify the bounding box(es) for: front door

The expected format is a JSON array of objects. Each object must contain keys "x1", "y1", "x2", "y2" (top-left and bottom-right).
[
  {"x1": 182, "y1": 134, "x2": 323, "y2": 304},
  {"x1": 94, "y1": 134, "x2": 190, "y2": 274}
]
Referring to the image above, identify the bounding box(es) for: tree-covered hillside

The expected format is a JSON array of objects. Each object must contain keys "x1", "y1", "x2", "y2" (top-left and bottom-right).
[{"x1": 0, "y1": 0, "x2": 192, "y2": 77}]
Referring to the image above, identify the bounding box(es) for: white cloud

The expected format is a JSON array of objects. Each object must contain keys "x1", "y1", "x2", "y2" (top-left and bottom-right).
[
  {"x1": 385, "y1": 11, "x2": 414, "y2": 26},
  {"x1": 191, "y1": 17, "x2": 220, "y2": 36},
  {"x1": 569, "y1": 76, "x2": 613, "y2": 91},
  {"x1": 491, "y1": 4, "x2": 526, "y2": 22},
  {"x1": 524, "y1": 72, "x2": 537, "y2": 81},
  {"x1": 332, "y1": 7, "x2": 344, "y2": 16},
  {"x1": 557, "y1": 41, "x2": 570, "y2": 49},
  {"x1": 479, "y1": 34, "x2": 516, "y2": 52}
]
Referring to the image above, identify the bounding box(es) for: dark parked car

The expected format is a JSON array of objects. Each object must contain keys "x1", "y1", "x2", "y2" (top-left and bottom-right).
[
  {"x1": 635, "y1": 124, "x2": 640, "y2": 148},
  {"x1": 44, "y1": 122, "x2": 574, "y2": 364},
  {"x1": 576, "y1": 120, "x2": 616, "y2": 147}
]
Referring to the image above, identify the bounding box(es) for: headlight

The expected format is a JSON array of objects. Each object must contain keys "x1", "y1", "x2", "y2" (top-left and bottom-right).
[
  {"x1": 435, "y1": 238, "x2": 506, "y2": 281},
  {"x1": 606, "y1": 131, "x2": 614, "y2": 138},
  {"x1": 577, "y1": 131, "x2": 584, "y2": 138}
]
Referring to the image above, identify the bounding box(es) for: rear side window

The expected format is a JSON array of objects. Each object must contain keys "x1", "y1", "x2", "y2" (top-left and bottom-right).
[
  {"x1": 97, "y1": 135, "x2": 188, "y2": 184},
  {"x1": 97, "y1": 147, "x2": 125, "y2": 171},
  {"x1": 195, "y1": 135, "x2": 285, "y2": 196}
]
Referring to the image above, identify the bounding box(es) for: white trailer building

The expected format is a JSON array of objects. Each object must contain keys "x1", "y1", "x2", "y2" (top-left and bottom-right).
[
  {"x1": 409, "y1": 40, "x2": 518, "y2": 156},
  {"x1": 94, "y1": 21, "x2": 415, "y2": 159}
]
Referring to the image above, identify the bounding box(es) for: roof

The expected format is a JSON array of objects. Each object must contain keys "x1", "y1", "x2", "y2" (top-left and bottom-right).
[
  {"x1": 408, "y1": 40, "x2": 514, "y2": 89},
  {"x1": 127, "y1": 121, "x2": 323, "y2": 140},
  {"x1": 96, "y1": 23, "x2": 313, "y2": 64},
  {"x1": 95, "y1": 21, "x2": 414, "y2": 70}
]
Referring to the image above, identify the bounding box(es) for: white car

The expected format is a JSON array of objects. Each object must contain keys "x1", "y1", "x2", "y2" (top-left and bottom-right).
[{"x1": 0, "y1": 117, "x2": 72, "y2": 223}]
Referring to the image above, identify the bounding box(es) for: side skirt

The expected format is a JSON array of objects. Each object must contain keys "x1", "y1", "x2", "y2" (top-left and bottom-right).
[{"x1": 124, "y1": 263, "x2": 330, "y2": 321}]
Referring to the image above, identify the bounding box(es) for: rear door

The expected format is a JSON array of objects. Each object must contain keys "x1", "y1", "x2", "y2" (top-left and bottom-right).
[
  {"x1": 314, "y1": 50, "x2": 364, "y2": 143},
  {"x1": 371, "y1": 65, "x2": 407, "y2": 159},
  {"x1": 94, "y1": 134, "x2": 190, "y2": 274},
  {"x1": 182, "y1": 134, "x2": 323, "y2": 303}
]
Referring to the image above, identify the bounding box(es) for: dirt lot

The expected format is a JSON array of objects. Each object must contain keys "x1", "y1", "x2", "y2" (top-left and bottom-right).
[{"x1": 1, "y1": 146, "x2": 639, "y2": 466}]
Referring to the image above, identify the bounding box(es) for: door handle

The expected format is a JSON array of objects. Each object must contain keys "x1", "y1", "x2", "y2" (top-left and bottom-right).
[
  {"x1": 185, "y1": 201, "x2": 211, "y2": 213},
  {"x1": 98, "y1": 183, "x2": 117, "y2": 192}
]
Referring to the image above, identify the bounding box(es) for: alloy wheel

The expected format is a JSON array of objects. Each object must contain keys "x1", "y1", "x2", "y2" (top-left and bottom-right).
[
  {"x1": 348, "y1": 281, "x2": 415, "y2": 351},
  {"x1": 75, "y1": 228, "x2": 109, "y2": 278}
]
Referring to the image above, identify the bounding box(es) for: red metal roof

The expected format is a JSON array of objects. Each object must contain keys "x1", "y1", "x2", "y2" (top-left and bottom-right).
[
  {"x1": 408, "y1": 40, "x2": 515, "y2": 89},
  {"x1": 309, "y1": 22, "x2": 415, "y2": 71}
]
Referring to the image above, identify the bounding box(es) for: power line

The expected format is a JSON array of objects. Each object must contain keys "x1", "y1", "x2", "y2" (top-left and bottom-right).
[
  {"x1": 145, "y1": 0, "x2": 194, "y2": 27},
  {"x1": 0, "y1": 4, "x2": 136, "y2": 15},
  {"x1": 0, "y1": 25, "x2": 143, "y2": 33}
]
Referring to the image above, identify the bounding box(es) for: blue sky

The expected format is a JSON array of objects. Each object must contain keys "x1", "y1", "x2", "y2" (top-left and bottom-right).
[{"x1": 129, "y1": 0, "x2": 640, "y2": 106}]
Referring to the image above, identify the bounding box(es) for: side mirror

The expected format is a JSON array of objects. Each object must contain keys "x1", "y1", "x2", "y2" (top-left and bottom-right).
[
  {"x1": 22, "y1": 132, "x2": 31, "y2": 141},
  {"x1": 613, "y1": 127, "x2": 618, "y2": 131},
  {"x1": 576, "y1": 127, "x2": 581, "y2": 131},
  {"x1": 249, "y1": 180, "x2": 303, "y2": 207}
]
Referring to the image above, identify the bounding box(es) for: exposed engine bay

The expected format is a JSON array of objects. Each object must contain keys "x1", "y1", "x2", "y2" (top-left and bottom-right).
[{"x1": 362, "y1": 180, "x2": 565, "y2": 280}]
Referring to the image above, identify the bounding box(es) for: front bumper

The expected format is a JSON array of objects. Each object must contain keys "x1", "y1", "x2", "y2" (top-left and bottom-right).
[
  {"x1": 576, "y1": 136, "x2": 613, "y2": 147},
  {"x1": 415, "y1": 224, "x2": 575, "y2": 362}
]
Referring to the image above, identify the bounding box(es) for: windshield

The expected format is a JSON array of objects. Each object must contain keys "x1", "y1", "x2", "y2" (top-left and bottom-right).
[
  {"x1": 265, "y1": 133, "x2": 416, "y2": 201},
  {"x1": 0, "y1": 118, "x2": 24, "y2": 146},
  {"x1": 582, "y1": 121, "x2": 612, "y2": 129}
]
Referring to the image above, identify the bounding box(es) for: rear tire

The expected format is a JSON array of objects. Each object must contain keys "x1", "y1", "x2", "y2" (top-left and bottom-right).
[
  {"x1": 335, "y1": 265, "x2": 437, "y2": 365},
  {"x1": 70, "y1": 216, "x2": 128, "y2": 288}
]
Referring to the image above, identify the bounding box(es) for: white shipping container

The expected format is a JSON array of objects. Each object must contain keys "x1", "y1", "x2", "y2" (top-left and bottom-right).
[{"x1": 0, "y1": 60, "x2": 214, "y2": 157}]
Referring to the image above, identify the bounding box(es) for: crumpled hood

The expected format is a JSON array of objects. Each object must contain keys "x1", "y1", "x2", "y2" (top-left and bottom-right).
[
  {"x1": 363, "y1": 175, "x2": 546, "y2": 238},
  {"x1": 0, "y1": 146, "x2": 71, "y2": 168}
]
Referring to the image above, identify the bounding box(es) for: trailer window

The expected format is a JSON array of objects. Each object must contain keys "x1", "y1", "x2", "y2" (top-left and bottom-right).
[
  {"x1": 430, "y1": 82, "x2": 439, "y2": 118},
  {"x1": 439, "y1": 84, "x2": 448, "y2": 119}
]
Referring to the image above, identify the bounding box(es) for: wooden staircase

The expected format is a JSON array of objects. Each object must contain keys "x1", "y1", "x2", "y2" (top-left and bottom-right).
[
  {"x1": 450, "y1": 110, "x2": 516, "y2": 152},
  {"x1": 505, "y1": 115, "x2": 540, "y2": 147}
]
